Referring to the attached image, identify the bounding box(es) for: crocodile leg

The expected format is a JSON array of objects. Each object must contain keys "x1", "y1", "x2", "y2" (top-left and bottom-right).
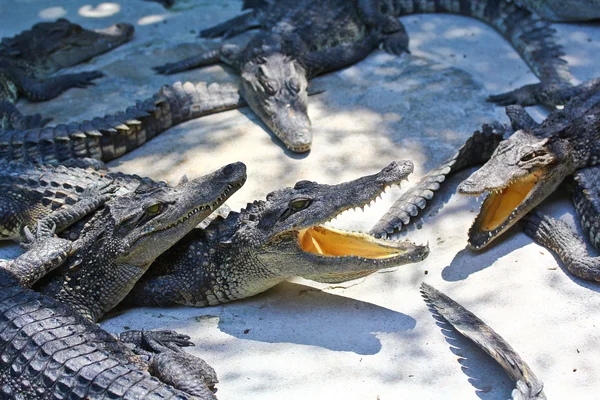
[
  {"x1": 421, "y1": 283, "x2": 546, "y2": 399},
  {"x1": 120, "y1": 328, "x2": 219, "y2": 398},
  {"x1": 370, "y1": 123, "x2": 506, "y2": 238},
  {"x1": 2, "y1": 227, "x2": 71, "y2": 288},
  {"x1": 12, "y1": 69, "x2": 104, "y2": 101},
  {"x1": 0, "y1": 100, "x2": 51, "y2": 130},
  {"x1": 200, "y1": 10, "x2": 261, "y2": 38},
  {"x1": 521, "y1": 210, "x2": 600, "y2": 282},
  {"x1": 154, "y1": 44, "x2": 241, "y2": 75},
  {"x1": 521, "y1": 166, "x2": 600, "y2": 282}
]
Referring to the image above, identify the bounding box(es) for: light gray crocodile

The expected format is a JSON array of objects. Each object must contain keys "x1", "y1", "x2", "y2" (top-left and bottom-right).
[
  {"x1": 125, "y1": 161, "x2": 429, "y2": 307},
  {"x1": 154, "y1": 0, "x2": 577, "y2": 152}
]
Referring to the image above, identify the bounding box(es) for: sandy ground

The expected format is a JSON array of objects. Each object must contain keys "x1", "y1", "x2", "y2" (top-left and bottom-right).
[{"x1": 0, "y1": 1, "x2": 599, "y2": 398}]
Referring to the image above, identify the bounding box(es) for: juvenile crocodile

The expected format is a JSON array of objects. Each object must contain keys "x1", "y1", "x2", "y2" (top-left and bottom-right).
[
  {"x1": 516, "y1": 0, "x2": 600, "y2": 21},
  {"x1": 0, "y1": 80, "x2": 246, "y2": 165},
  {"x1": 457, "y1": 79, "x2": 600, "y2": 252},
  {"x1": 155, "y1": 0, "x2": 575, "y2": 153},
  {"x1": 0, "y1": 18, "x2": 134, "y2": 130},
  {"x1": 421, "y1": 283, "x2": 546, "y2": 399},
  {"x1": 30, "y1": 162, "x2": 247, "y2": 322},
  {"x1": 0, "y1": 220, "x2": 220, "y2": 398},
  {"x1": 125, "y1": 161, "x2": 429, "y2": 307},
  {"x1": 0, "y1": 161, "x2": 167, "y2": 241}
]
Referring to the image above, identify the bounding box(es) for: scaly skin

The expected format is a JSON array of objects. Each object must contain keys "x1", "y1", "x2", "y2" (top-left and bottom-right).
[
  {"x1": 157, "y1": 0, "x2": 576, "y2": 153},
  {"x1": 458, "y1": 79, "x2": 600, "y2": 251},
  {"x1": 125, "y1": 161, "x2": 429, "y2": 307},
  {"x1": 0, "y1": 19, "x2": 134, "y2": 131},
  {"x1": 0, "y1": 221, "x2": 218, "y2": 399},
  {"x1": 0, "y1": 81, "x2": 244, "y2": 165},
  {"x1": 516, "y1": 0, "x2": 600, "y2": 21},
  {"x1": 521, "y1": 165, "x2": 600, "y2": 282},
  {"x1": 421, "y1": 283, "x2": 546, "y2": 399},
  {"x1": 0, "y1": 161, "x2": 167, "y2": 241},
  {"x1": 34, "y1": 162, "x2": 247, "y2": 322}
]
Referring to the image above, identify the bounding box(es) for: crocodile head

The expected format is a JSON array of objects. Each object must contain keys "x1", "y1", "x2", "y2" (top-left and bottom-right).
[
  {"x1": 458, "y1": 130, "x2": 575, "y2": 249},
  {"x1": 1, "y1": 18, "x2": 134, "y2": 74},
  {"x1": 223, "y1": 161, "x2": 427, "y2": 285},
  {"x1": 239, "y1": 52, "x2": 312, "y2": 153},
  {"x1": 41, "y1": 162, "x2": 246, "y2": 321}
]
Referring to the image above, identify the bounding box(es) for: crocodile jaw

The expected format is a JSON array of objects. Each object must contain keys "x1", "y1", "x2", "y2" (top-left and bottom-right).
[{"x1": 467, "y1": 171, "x2": 544, "y2": 249}]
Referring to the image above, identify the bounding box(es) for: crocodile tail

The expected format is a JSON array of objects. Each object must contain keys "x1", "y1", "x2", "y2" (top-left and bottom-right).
[
  {"x1": 391, "y1": 0, "x2": 572, "y2": 85},
  {"x1": 0, "y1": 81, "x2": 244, "y2": 164},
  {"x1": 420, "y1": 283, "x2": 547, "y2": 399},
  {"x1": 370, "y1": 123, "x2": 505, "y2": 238}
]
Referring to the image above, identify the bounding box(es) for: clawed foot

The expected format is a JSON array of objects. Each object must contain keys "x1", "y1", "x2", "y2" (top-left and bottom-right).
[
  {"x1": 22, "y1": 220, "x2": 57, "y2": 250},
  {"x1": 120, "y1": 329, "x2": 195, "y2": 354}
]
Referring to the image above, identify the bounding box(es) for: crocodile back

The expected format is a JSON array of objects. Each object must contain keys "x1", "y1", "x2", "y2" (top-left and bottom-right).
[{"x1": 0, "y1": 281, "x2": 194, "y2": 399}]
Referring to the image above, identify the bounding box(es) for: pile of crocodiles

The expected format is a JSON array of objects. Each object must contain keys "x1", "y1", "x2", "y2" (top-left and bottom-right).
[{"x1": 0, "y1": 0, "x2": 598, "y2": 398}]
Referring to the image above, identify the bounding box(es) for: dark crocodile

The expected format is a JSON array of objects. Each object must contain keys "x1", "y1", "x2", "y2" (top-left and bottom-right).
[
  {"x1": 0, "y1": 80, "x2": 246, "y2": 165},
  {"x1": 516, "y1": 0, "x2": 600, "y2": 21},
  {"x1": 0, "y1": 161, "x2": 167, "y2": 241},
  {"x1": 377, "y1": 79, "x2": 600, "y2": 281},
  {"x1": 421, "y1": 283, "x2": 546, "y2": 399},
  {"x1": 125, "y1": 161, "x2": 429, "y2": 307},
  {"x1": 0, "y1": 220, "x2": 219, "y2": 398},
  {"x1": 154, "y1": 0, "x2": 575, "y2": 153},
  {"x1": 27, "y1": 162, "x2": 247, "y2": 322},
  {"x1": 0, "y1": 18, "x2": 134, "y2": 130},
  {"x1": 457, "y1": 79, "x2": 600, "y2": 252}
]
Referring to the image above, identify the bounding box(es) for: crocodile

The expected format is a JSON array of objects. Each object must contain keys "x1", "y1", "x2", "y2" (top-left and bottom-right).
[
  {"x1": 0, "y1": 79, "x2": 249, "y2": 165},
  {"x1": 0, "y1": 161, "x2": 167, "y2": 241},
  {"x1": 27, "y1": 162, "x2": 247, "y2": 322},
  {"x1": 370, "y1": 79, "x2": 600, "y2": 249},
  {"x1": 516, "y1": 0, "x2": 600, "y2": 21},
  {"x1": 421, "y1": 283, "x2": 546, "y2": 399},
  {"x1": 0, "y1": 219, "x2": 220, "y2": 398},
  {"x1": 124, "y1": 161, "x2": 429, "y2": 308},
  {"x1": 154, "y1": 0, "x2": 576, "y2": 153},
  {"x1": 0, "y1": 18, "x2": 134, "y2": 130},
  {"x1": 457, "y1": 79, "x2": 600, "y2": 251}
]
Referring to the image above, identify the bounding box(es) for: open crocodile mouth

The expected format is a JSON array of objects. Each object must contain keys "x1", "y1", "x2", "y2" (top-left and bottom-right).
[
  {"x1": 294, "y1": 225, "x2": 428, "y2": 283},
  {"x1": 298, "y1": 226, "x2": 406, "y2": 259},
  {"x1": 469, "y1": 171, "x2": 542, "y2": 249}
]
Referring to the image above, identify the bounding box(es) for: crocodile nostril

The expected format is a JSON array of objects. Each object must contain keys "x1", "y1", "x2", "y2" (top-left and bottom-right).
[{"x1": 223, "y1": 164, "x2": 236, "y2": 175}]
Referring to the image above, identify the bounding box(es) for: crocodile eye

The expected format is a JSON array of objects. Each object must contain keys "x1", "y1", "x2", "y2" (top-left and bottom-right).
[
  {"x1": 521, "y1": 150, "x2": 545, "y2": 162},
  {"x1": 70, "y1": 24, "x2": 83, "y2": 34},
  {"x1": 145, "y1": 203, "x2": 163, "y2": 215},
  {"x1": 289, "y1": 198, "x2": 311, "y2": 211},
  {"x1": 287, "y1": 78, "x2": 300, "y2": 93},
  {"x1": 261, "y1": 80, "x2": 277, "y2": 95}
]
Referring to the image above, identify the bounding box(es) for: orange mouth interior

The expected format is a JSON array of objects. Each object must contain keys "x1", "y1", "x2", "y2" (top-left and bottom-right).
[
  {"x1": 298, "y1": 226, "x2": 402, "y2": 259},
  {"x1": 481, "y1": 172, "x2": 541, "y2": 231}
]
